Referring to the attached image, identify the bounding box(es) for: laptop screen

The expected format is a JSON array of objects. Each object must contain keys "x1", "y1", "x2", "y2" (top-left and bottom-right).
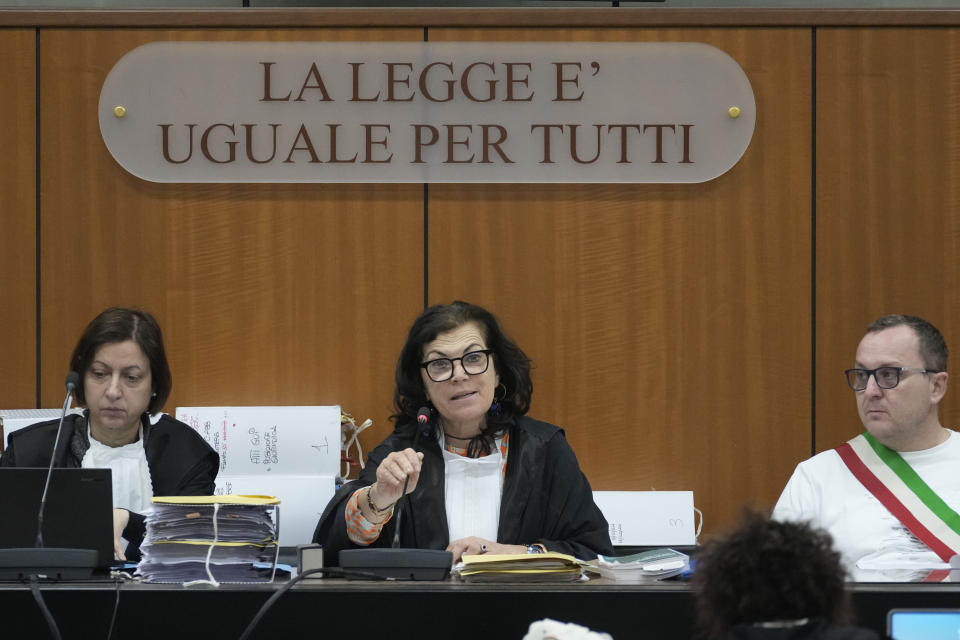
[
  {"x1": 0, "y1": 467, "x2": 114, "y2": 569},
  {"x1": 888, "y1": 609, "x2": 960, "y2": 640}
]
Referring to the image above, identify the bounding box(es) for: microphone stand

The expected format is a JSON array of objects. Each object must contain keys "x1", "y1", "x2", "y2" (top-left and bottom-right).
[
  {"x1": 390, "y1": 420, "x2": 426, "y2": 548},
  {"x1": 339, "y1": 410, "x2": 452, "y2": 580}
]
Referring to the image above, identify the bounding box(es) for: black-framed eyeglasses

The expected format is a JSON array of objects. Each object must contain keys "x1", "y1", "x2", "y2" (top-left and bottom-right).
[
  {"x1": 421, "y1": 349, "x2": 493, "y2": 382},
  {"x1": 844, "y1": 366, "x2": 941, "y2": 391}
]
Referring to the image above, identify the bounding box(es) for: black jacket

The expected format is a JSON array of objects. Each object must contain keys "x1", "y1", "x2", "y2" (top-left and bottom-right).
[
  {"x1": 1, "y1": 412, "x2": 219, "y2": 560},
  {"x1": 313, "y1": 415, "x2": 613, "y2": 565},
  {"x1": 717, "y1": 620, "x2": 887, "y2": 640}
]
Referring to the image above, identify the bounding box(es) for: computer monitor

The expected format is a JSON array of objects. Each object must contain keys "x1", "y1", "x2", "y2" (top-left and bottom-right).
[{"x1": 887, "y1": 608, "x2": 960, "y2": 640}]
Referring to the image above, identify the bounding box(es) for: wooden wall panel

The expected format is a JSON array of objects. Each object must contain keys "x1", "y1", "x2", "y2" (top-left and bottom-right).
[
  {"x1": 816, "y1": 29, "x2": 960, "y2": 452},
  {"x1": 428, "y1": 28, "x2": 813, "y2": 535},
  {"x1": 38, "y1": 29, "x2": 425, "y2": 444},
  {"x1": 5, "y1": 7, "x2": 960, "y2": 546},
  {"x1": 0, "y1": 30, "x2": 36, "y2": 411}
]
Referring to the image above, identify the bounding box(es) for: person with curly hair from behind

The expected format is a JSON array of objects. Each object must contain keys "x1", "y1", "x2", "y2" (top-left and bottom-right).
[{"x1": 692, "y1": 511, "x2": 889, "y2": 640}]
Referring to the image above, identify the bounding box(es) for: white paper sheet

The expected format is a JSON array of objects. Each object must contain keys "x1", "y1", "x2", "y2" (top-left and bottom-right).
[
  {"x1": 593, "y1": 491, "x2": 696, "y2": 546},
  {"x1": 176, "y1": 406, "x2": 340, "y2": 476}
]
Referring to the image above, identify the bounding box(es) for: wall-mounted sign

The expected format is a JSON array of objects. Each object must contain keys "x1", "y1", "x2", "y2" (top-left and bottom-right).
[{"x1": 99, "y1": 41, "x2": 755, "y2": 183}]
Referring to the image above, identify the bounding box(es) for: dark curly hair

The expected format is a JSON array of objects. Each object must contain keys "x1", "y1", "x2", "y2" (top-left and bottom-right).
[
  {"x1": 391, "y1": 301, "x2": 532, "y2": 457},
  {"x1": 692, "y1": 511, "x2": 851, "y2": 639},
  {"x1": 70, "y1": 307, "x2": 172, "y2": 415}
]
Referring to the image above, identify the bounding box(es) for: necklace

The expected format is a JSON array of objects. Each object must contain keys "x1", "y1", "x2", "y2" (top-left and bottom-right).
[{"x1": 438, "y1": 417, "x2": 480, "y2": 442}]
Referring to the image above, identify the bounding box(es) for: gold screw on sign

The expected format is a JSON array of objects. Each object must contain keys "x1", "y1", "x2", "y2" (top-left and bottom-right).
[
  {"x1": 728, "y1": 106, "x2": 741, "y2": 119},
  {"x1": 113, "y1": 105, "x2": 127, "y2": 118}
]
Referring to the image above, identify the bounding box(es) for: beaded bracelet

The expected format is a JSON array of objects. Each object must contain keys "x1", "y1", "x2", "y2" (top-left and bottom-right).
[{"x1": 366, "y1": 486, "x2": 393, "y2": 514}]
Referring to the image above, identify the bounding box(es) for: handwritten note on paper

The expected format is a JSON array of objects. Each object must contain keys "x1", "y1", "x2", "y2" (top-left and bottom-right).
[
  {"x1": 593, "y1": 491, "x2": 696, "y2": 546},
  {"x1": 175, "y1": 406, "x2": 341, "y2": 546},
  {"x1": 175, "y1": 406, "x2": 340, "y2": 477}
]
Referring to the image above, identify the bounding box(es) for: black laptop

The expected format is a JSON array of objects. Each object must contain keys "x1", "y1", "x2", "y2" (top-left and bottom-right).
[{"x1": 0, "y1": 468, "x2": 114, "y2": 578}]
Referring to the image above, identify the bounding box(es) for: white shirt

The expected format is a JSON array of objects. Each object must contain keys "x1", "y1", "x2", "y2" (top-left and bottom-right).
[
  {"x1": 773, "y1": 429, "x2": 960, "y2": 580},
  {"x1": 441, "y1": 433, "x2": 504, "y2": 543},
  {"x1": 81, "y1": 425, "x2": 155, "y2": 515}
]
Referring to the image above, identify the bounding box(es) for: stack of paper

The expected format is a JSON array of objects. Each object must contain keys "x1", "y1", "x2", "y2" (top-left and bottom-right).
[
  {"x1": 596, "y1": 548, "x2": 689, "y2": 582},
  {"x1": 456, "y1": 552, "x2": 584, "y2": 583},
  {"x1": 137, "y1": 495, "x2": 280, "y2": 584},
  {"x1": 175, "y1": 405, "x2": 341, "y2": 547}
]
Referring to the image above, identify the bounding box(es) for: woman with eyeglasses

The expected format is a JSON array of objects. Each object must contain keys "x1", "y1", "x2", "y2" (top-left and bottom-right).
[{"x1": 313, "y1": 301, "x2": 612, "y2": 565}]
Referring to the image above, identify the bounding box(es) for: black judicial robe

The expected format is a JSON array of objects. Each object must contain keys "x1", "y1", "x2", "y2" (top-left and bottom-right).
[
  {"x1": 718, "y1": 621, "x2": 886, "y2": 640},
  {"x1": 313, "y1": 415, "x2": 613, "y2": 566}
]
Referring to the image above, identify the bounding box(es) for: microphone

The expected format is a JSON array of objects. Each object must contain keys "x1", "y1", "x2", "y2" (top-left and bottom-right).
[
  {"x1": 36, "y1": 371, "x2": 80, "y2": 547},
  {"x1": 339, "y1": 405, "x2": 451, "y2": 580},
  {"x1": 392, "y1": 406, "x2": 431, "y2": 547},
  {"x1": 416, "y1": 405, "x2": 431, "y2": 438}
]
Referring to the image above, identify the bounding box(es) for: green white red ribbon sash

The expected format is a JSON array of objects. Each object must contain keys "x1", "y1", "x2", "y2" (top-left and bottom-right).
[
  {"x1": 835, "y1": 432, "x2": 960, "y2": 564},
  {"x1": 923, "y1": 569, "x2": 953, "y2": 582}
]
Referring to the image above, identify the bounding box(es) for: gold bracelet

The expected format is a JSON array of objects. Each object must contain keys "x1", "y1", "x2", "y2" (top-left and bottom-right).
[{"x1": 366, "y1": 486, "x2": 392, "y2": 514}]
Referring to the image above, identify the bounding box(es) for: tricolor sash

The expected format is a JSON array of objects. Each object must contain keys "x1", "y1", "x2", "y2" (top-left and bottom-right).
[
  {"x1": 923, "y1": 569, "x2": 953, "y2": 582},
  {"x1": 835, "y1": 432, "x2": 960, "y2": 564}
]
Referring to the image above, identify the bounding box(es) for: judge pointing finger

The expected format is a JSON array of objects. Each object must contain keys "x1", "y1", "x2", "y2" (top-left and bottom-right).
[{"x1": 313, "y1": 301, "x2": 613, "y2": 567}]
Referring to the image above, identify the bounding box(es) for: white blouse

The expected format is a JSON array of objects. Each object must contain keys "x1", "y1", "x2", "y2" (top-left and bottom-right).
[
  {"x1": 81, "y1": 425, "x2": 155, "y2": 515},
  {"x1": 441, "y1": 433, "x2": 504, "y2": 543}
]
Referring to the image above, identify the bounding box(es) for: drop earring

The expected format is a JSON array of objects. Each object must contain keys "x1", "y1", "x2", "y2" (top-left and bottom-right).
[{"x1": 488, "y1": 383, "x2": 507, "y2": 416}]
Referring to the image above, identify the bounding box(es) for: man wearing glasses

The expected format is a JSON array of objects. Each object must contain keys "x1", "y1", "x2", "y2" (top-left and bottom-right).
[{"x1": 773, "y1": 315, "x2": 960, "y2": 579}]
